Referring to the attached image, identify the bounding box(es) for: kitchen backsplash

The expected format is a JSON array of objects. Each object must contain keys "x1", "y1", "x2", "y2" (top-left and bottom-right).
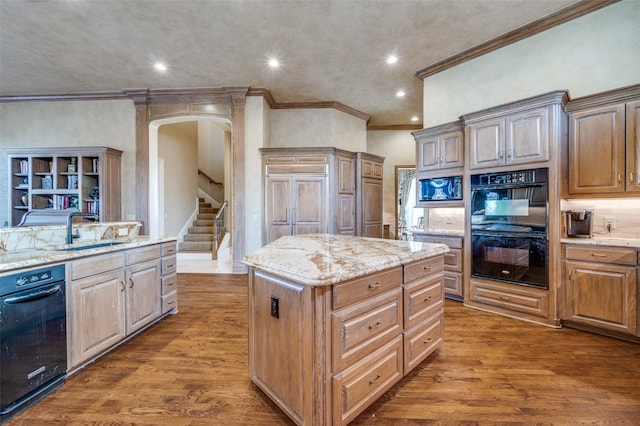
[
  {"x1": 561, "y1": 199, "x2": 640, "y2": 239},
  {"x1": 425, "y1": 208, "x2": 465, "y2": 231}
]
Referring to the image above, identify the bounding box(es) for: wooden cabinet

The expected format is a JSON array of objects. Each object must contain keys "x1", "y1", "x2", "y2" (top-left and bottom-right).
[
  {"x1": 357, "y1": 153, "x2": 385, "y2": 238},
  {"x1": 67, "y1": 241, "x2": 173, "y2": 372},
  {"x1": 248, "y1": 254, "x2": 444, "y2": 426},
  {"x1": 411, "y1": 234, "x2": 463, "y2": 300},
  {"x1": 563, "y1": 244, "x2": 638, "y2": 337},
  {"x1": 413, "y1": 121, "x2": 464, "y2": 172},
  {"x1": 463, "y1": 91, "x2": 567, "y2": 171},
  {"x1": 5, "y1": 146, "x2": 122, "y2": 226},
  {"x1": 261, "y1": 148, "x2": 384, "y2": 243},
  {"x1": 566, "y1": 86, "x2": 640, "y2": 196}
]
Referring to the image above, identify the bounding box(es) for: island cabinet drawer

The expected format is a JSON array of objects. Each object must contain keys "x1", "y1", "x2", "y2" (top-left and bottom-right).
[
  {"x1": 444, "y1": 248, "x2": 463, "y2": 272},
  {"x1": 332, "y1": 335, "x2": 403, "y2": 426},
  {"x1": 403, "y1": 310, "x2": 444, "y2": 374},
  {"x1": 161, "y1": 273, "x2": 178, "y2": 295},
  {"x1": 331, "y1": 287, "x2": 402, "y2": 372},
  {"x1": 413, "y1": 235, "x2": 462, "y2": 249},
  {"x1": 162, "y1": 291, "x2": 178, "y2": 314},
  {"x1": 70, "y1": 252, "x2": 124, "y2": 280},
  {"x1": 470, "y1": 281, "x2": 549, "y2": 318},
  {"x1": 565, "y1": 245, "x2": 637, "y2": 266},
  {"x1": 126, "y1": 245, "x2": 162, "y2": 266},
  {"x1": 161, "y1": 255, "x2": 177, "y2": 275},
  {"x1": 403, "y1": 256, "x2": 444, "y2": 284},
  {"x1": 332, "y1": 267, "x2": 402, "y2": 309},
  {"x1": 403, "y1": 274, "x2": 444, "y2": 329},
  {"x1": 161, "y1": 241, "x2": 177, "y2": 257}
]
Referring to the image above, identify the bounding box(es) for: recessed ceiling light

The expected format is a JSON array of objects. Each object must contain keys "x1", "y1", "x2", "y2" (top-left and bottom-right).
[
  {"x1": 386, "y1": 55, "x2": 398, "y2": 65},
  {"x1": 268, "y1": 58, "x2": 280, "y2": 68},
  {"x1": 411, "y1": 116, "x2": 420, "y2": 122},
  {"x1": 396, "y1": 90, "x2": 406, "y2": 98},
  {"x1": 154, "y1": 62, "x2": 168, "y2": 72}
]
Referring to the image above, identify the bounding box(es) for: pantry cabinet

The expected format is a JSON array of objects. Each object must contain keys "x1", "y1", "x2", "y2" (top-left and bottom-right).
[
  {"x1": 565, "y1": 86, "x2": 640, "y2": 196},
  {"x1": 5, "y1": 146, "x2": 122, "y2": 226},
  {"x1": 356, "y1": 152, "x2": 385, "y2": 238},
  {"x1": 563, "y1": 244, "x2": 638, "y2": 337}
]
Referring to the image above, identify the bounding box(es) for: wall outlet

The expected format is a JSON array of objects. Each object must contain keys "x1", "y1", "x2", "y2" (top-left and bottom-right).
[
  {"x1": 604, "y1": 216, "x2": 616, "y2": 230},
  {"x1": 270, "y1": 295, "x2": 279, "y2": 319},
  {"x1": 445, "y1": 215, "x2": 453, "y2": 224},
  {"x1": 118, "y1": 227, "x2": 129, "y2": 236}
]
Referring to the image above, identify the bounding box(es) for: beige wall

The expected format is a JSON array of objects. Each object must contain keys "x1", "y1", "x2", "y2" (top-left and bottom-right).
[
  {"x1": 0, "y1": 100, "x2": 136, "y2": 226},
  {"x1": 270, "y1": 108, "x2": 367, "y2": 151},
  {"x1": 158, "y1": 121, "x2": 199, "y2": 236},
  {"x1": 423, "y1": 0, "x2": 640, "y2": 126}
]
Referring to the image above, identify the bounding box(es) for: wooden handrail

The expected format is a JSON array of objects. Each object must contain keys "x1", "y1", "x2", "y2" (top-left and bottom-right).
[
  {"x1": 215, "y1": 201, "x2": 228, "y2": 220},
  {"x1": 198, "y1": 169, "x2": 223, "y2": 186}
]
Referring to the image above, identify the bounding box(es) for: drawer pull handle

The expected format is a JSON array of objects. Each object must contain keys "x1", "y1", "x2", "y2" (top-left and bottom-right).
[
  {"x1": 423, "y1": 337, "x2": 433, "y2": 344},
  {"x1": 368, "y1": 282, "x2": 381, "y2": 289},
  {"x1": 631, "y1": 172, "x2": 635, "y2": 182},
  {"x1": 167, "y1": 281, "x2": 175, "y2": 286},
  {"x1": 591, "y1": 253, "x2": 607, "y2": 257},
  {"x1": 369, "y1": 374, "x2": 381, "y2": 384},
  {"x1": 129, "y1": 277, "x2": 134, "y2": 288},
  {"x1": 499, "y1": 296, "x2": 511, "y2": 302},
  {"x1": 424, "y1": 295, "x2": 433, "y2": 302},
  {"x1": 368, "y1": 321, "x2": 381, "y2": 330},
  {"x1": 167, "y1": 264, "x2": 175, "y2": 268},
  {"x1": 618, "y1": 173, "x2": 622, "y2": 183},
  {"x1": 120, "y1": 281, "x2": 125, "y2": 292},
  {"x1": 423, "y1": 265, "x2": 432, "y2": 271},
  {"x1": 167, "y1": 300, "x2": 175, "y2": 305}
]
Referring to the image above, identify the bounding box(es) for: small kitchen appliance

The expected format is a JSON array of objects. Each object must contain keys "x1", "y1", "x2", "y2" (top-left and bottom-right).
[{"x1": 564, "y1": 210, "x2": 593, "y2": 238}]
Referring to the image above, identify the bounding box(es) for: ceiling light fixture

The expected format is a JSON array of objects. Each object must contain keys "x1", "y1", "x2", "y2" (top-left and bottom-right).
[
  {"x1": 268, "y1": 58, "x2": 280, "y2": 68},
  {"x1": 396, "y1": 90, "x2": 405, "y2": 98},
  {"x1": 154, "y1": 62, "x2": 168, "y2": 72},
  {"x1": 386, "y1": 55, "x2": 398, "y2": 65}
]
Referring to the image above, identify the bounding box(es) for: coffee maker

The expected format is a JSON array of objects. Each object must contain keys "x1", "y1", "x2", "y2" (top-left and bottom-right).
[{"x1": 564, "y1": 210, "x2": 593, "y2": 238}]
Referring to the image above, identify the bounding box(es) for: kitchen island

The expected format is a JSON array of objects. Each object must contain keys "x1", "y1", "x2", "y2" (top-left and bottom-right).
[{"x1": 242, "y1": 234, "x2": 448, "y2": 426}]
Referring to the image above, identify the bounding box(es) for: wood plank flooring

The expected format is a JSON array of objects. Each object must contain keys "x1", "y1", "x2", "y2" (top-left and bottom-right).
[{"x1": 6, "y1": 273, "x2": 640, "y2": 425}]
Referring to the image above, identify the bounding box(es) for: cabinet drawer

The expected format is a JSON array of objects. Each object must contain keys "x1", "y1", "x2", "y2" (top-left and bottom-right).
[
  {"x1": 412, "y1": 235, "x2": 463, "y2": 249},
  {"x1": 126, "y1": 245, "x2": 162, "y2": 266},
  {"x1": 470, "y1": 280, "x2": 549, "y2": 318},
  {"x1": 403, "y1": 310, "x2": 444, "y2": 374},
  {"x1": 70, "y1": 252, "x2": 124, "y2": 280},
  {"x1": 161, "y1": 241, "x2": 177, "y2": 257},
  {"x1": 565, "y1": 245, "x2": 637, "y2": 266},
  {"x1": 444, "y1": 271, "x2": 463, "y2": 297},
  {"x1": 162, "y1": 255, "x2": 177, "y2": 275},
  {"x1": 161, "y1": 273, "x2": 177, "y2": 295},
  {"x1": 331, "y1": 288, "x2": 402, "y2": 372},
  {"x1": 403, "y1": 274, "x2": 444, "y2": 329},
  {"x1": 162, "y1": 291, "x2": 178, "y2": 314},
  {"x1": 403, "y1": 256, "x2": 444, "y2": 284},
  {"x1": 332, "y1": 336, "x2": 402, "y2": 426},
  {"x1": 332, "y1": 267, "x2": 402, "y2": 309},
  {"x1": 444, "y1": 248, "x2": 463, "y2": 272}
]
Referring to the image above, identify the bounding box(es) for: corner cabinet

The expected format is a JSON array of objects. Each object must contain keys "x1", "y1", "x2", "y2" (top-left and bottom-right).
[
  {"x1": 565, "y1": 86, "x2": 640, "y2": 196},
  {"x1": 463, "y1": 91, "x2": 568, "y2": 171},
  {"x1": 260, "y1": 148, "x2": 383, "y2": 244},
  {"x1": 5, "y1": 146, "x2": 122, "y2": 226}
]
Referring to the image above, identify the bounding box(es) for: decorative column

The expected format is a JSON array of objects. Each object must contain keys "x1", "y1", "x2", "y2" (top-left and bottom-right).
[{"x1": 124, "y1": 89, "x2": 150, "y2": 234}]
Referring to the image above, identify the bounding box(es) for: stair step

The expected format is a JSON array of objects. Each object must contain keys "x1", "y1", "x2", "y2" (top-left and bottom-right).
[
  {"x1": 193, "y1": 219, "x2": 214, "y2": 226},
  {"x1": 199, "y1": 207, "x2": 216, "y2": 214},
  {"x1": 179, "y1": 241, "x2": 212, "y2": 251},
  {"x1": 188, "y1": 226, "x2": 214, "y2": 234},
  {"x1": 184, "y1": 234, "x2": 214, "y2": 242},
  {"x1": 197, "y1": 213, "x2": 215, "y2": 220}
]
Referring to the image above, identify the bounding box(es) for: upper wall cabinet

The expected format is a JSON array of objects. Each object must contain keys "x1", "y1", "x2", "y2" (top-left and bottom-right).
[
  {"x1": 565, "y1": 85, "x2": 640, "y2": 196},
  {"x1": 462, "y1": 91, "x2": 568, "y2": 171},
  {"x1": 413, "y1": 121, "x2": 464, "y2": 172}
]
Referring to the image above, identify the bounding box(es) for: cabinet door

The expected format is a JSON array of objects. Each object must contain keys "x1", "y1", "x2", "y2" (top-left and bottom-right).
[
  {"x1": 440, "y1": 131, "x2": 464, "y2": 169},
  {"x1": 292, "y1": 176, "x2": 326, "y2": 236},
  {"x1": 126, "y1": 259, "x2": 161, "y2": 335},
  {"x1": 626, "y1": 100, "x2": 640, "y2": 193},
  {"x1": 468, "y1": 118, "x2": 504, "y2": 170},
  {"x1": 337, "y1": 194, "x2": 356, "y2": 235},
  {"x1": 361, "y1": 177, "x2": 383, "y2": 238},
  {"x1": 568, "y1": 104, "x2": 625, "y2": 194},
  {"x1": 69, "y1": 270, "x2": 126, "y2": 368},
  {"x1": 565, "y1": 260, "x2": 637, "y2": 335},
  {"x1": 506, "y1": 107, "x2": 549, "y2": 165},
  {"x1": 265, "y1": 177, "x2": 293, "y2": 243},
  {"x1": 337, "y1": 154, "x2": 355, "y2": 194},
  {"x1": 417, "y1": 136, "x2": 439, "y2": 171}
]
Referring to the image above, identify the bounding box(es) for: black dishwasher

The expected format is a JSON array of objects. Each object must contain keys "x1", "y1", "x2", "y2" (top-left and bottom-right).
[{"x1": 0, "y1": 264, "x2": 67, "y2": 421}]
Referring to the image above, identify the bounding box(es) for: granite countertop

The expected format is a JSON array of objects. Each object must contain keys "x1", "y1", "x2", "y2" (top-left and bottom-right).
[
  {"x1": 0, "y1": 236, "x2": 177, "y2": 273},
  {"x1": 242, "y1": 234, "x2": 449, "y2": 286},
  {"x1": 561, "y1": 237, "x2": 640, "y2": 248}
]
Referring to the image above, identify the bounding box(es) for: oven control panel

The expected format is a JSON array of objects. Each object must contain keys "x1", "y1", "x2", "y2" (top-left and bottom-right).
[{"x1": 473, "y1": 168, "x2": 546, "y2": 186}]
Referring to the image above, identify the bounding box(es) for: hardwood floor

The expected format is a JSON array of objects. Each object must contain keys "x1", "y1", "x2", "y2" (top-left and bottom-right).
[{"x1": 6, "y1": 273, "x2": 640, "y2": 425}]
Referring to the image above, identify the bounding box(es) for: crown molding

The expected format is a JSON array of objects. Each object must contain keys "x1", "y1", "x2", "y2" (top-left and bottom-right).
[
  {"x1": 0, "y1": 91, "x2": 128, "y2": 103},
  {"x1": 415, "y1": 0, "x2": 620, "y2": 80},
  {"x1": 367, "y1": 124, "x2": 423, "y2": 131}
]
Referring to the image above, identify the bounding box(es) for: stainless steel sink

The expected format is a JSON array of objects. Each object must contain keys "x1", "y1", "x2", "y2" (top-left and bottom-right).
[{"x1": 58, "y1": 241, "x2": 126, "y2": 251}]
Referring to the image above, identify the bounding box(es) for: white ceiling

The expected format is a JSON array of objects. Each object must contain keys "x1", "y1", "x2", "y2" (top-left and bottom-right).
[{"x1": 0, "y1": 0, "x2": 585, "y2": 127}]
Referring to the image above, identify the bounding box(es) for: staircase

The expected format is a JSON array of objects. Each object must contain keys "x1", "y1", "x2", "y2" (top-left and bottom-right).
[{"x1": 178, "y1": 199, "x2": 218, "y2": 252}]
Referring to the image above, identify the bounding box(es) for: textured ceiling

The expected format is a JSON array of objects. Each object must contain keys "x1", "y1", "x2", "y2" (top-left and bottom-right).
[{"x1": 0, "y1": 0, "x2": 583, "y2": 126}]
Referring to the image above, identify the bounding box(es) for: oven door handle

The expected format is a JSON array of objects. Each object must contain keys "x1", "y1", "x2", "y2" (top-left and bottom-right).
[
  {"x1": 471, "y1": 231, "x2": 547, "y2": 239},
  {"x1": 3, "y1": 284, "x2": 62, "y2": 304}
]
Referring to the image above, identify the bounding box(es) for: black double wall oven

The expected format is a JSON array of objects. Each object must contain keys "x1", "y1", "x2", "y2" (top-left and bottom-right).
[{"x1": 470, "y1": 168, "x2": 548, "y2": 289}]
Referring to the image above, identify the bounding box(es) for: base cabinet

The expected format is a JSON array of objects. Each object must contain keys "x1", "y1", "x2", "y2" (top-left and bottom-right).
[
  {"x1": 410, "y1": 234, "x2": 463, "y2": 300},
  {"x1": 563, "y1": 244, "x2": 638, "y2": 337},
  {"x1": 248, "y1": 254, "x2": 444, "y2": 426}
]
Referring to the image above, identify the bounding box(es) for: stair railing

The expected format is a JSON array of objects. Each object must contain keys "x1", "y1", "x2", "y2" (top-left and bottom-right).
[{"x1": 212, "y1": 201, "x2": 228, "y2": 260}]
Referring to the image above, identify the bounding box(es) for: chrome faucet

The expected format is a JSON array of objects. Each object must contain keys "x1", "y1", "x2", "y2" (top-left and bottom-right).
[{"x1": 67, "y1": 211, "x2": 99, "y2": 244}]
